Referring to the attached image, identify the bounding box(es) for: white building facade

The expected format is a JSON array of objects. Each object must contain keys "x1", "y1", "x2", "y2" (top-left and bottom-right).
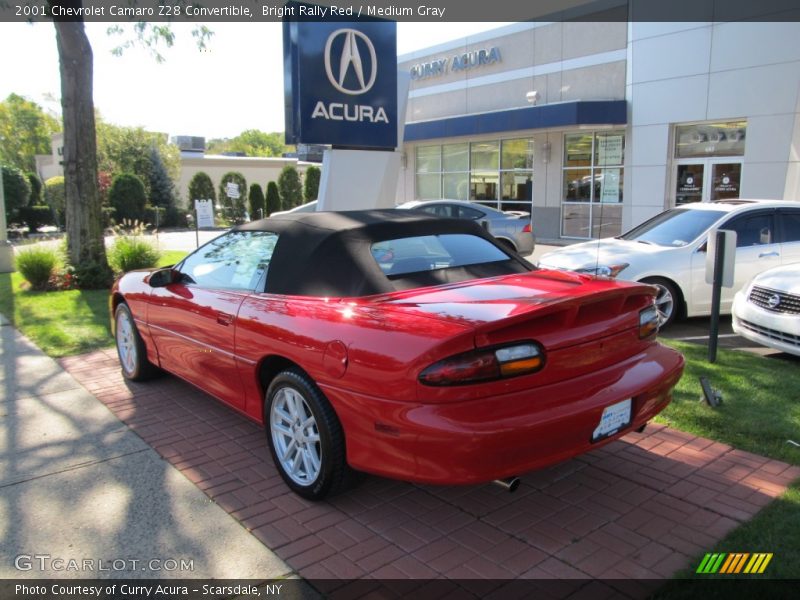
[{"x1": 397, "y1": 21, "x2": 800, "y2": 241}]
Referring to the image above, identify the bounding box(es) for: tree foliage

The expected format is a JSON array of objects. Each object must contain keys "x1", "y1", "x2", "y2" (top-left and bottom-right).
[
  {"x1": 188, "y1": 171, "x2": 216, "y2": 204},
  {"x1": 96, "y1": 119, "x2": 180, "y2": 197},
  {"x1": 304, "y1": 165, "x2": 321, "y2": 202},
  {"x1": 109, "y1": 173, "x2": 147, "y2": 223},
  {"x1": 266, "y1": 181, "x2": 281, "y2": 215},
  {"x1": 277, "y1": 166, "x2": 303, "y2": 210},
  {"x1": 147, "y1": 146, "x2": 180, "y2": 226},
  {"x1": 2, "y1": 164, "x2": 32, "y2": 225},
  {"x1": 248, "y1": 183, "x2": 265, "y2": 219},
  {"x1": 219, "y1": 172, "x2": 248, "y2": 223},
  {"x1": 207, "y1": 130, "x2": 289, "y2": 157},
  {"x1": 0, "y1": 93, "x2": 61, "y2": 173},
  {"x1": 47, "y1": 12, "x2": 210, "y2": 287}
]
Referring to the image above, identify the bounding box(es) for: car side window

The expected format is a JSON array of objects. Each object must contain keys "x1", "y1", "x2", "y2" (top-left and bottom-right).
[
  {"x1": 725, "y1": 213, "x2": 774, "y2": 247},
  {"x1": 458, "y1": 206, "x2": 484, "y2": 220},
  {"x1": 778, "y1": 210, "x2": 800, "y2": 243},
  {"x1": 420, "y1": 205, "x2": 456, "y2": 218},
  {"x1": 178, "y1": 231, "x2": 279, "y2": 290}
]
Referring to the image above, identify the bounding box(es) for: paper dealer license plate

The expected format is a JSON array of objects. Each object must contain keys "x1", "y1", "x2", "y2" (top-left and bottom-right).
[{"x1": 592, "y1": 398, "x2": 632, "y2": 442}]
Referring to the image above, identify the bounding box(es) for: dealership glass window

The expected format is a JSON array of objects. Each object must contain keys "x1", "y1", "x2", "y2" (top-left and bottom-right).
[
  {"x1": 415, "y1": 139, "x2": 533, "y2": 209},
  {"x1": 675, "y1": 121, "x2": 746, "y2": 159},
  {"x1": 442, "y1": 143, "x2": 469, "y2": 200},
  {"x1": 561, "y1": 131, "x2": 625, "y2": 239},
  {"x1": 500, "y1": 138, "x2": 533, "y2": 212}
]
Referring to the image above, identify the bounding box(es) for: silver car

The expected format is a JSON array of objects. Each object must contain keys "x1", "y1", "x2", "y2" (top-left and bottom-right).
[{"x1": 396, "y1": 200, "x2": 535, "y2": 255}]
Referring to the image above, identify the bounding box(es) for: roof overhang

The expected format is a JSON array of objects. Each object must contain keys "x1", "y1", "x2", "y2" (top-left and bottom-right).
[{"x1": 403, "y1": 100, "x2": 627, "y2": 142}]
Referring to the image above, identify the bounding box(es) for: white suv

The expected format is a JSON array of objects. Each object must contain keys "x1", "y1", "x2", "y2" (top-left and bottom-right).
[{"x1": 538, "y1": 200, "x2": 800, "y2": 326}]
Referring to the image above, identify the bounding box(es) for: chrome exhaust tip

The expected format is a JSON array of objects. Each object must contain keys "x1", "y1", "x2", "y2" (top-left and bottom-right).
[{"x1": 494, "y1": 476, "x2": 521, "y2": 493}]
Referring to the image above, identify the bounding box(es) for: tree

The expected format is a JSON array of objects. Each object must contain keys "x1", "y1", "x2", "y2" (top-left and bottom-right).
[
  {"x1": 266, "y1": 181, "x2": 281, "y2": 216},
  {"x1": 249, "y1": 183, "x2": 265, "y2": 220},
  {"x1": 207, "y1": 130, "x2": 289, "y2": 157},
  {"x1": 96, "y1": 119, "x2": 181, "y2": 196},
  {"x1": 0, "y1": 93, "x2": 61, "y2": 173},
  {"x1": 188, "y1": 171, "x2": 216, "y2": 205},
  {"x1": 109, "y1": 173, "x2": 147, "y2": 223},
  {"x1": 304, "y1": 165, "x2": 321, "y2": 202},
  {"x1": 52, "y1": 13, "x2": 112, "y2": 286},
  {"x1": 1, "y1": 165, "x2": 32, "y2": 225},
  {"x1": 219, "y1": 172, "x2": 248, "y2": 223},
  {"x1": 46, "y1": 5, "x2": 211, "y2": 287},
  {"x1": 278, "y1": 166, "x2": 303, "y2": 210},
  {"x1": 147, "y1": 146, "x2": 180, "y2": 227}
]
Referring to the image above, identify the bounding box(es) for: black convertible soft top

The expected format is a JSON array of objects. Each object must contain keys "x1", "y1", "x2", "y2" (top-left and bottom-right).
[{"x1": 235, "y1": 210, "x2": 531, "y2": 297}]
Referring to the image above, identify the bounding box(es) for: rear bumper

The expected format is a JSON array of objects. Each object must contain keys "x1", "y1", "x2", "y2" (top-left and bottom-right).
[{"x1": 324, "y1": 342, "x2": 684, "y2": 485}]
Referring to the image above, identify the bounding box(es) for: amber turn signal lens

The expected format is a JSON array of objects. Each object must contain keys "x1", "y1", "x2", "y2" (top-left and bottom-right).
[{"x1": 639, "y1": 305, "x2": 659, "y2": 339}]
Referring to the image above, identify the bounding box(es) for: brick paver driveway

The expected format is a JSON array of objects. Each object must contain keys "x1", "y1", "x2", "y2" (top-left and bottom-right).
[{"x1": 62, "y1": 350, "x2": 799, "y2": 596}]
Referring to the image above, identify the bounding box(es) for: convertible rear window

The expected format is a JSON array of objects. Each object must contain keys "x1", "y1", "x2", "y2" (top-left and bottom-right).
[{"x1": 371, "y1": 234, "x2": 511, "y2": 277}]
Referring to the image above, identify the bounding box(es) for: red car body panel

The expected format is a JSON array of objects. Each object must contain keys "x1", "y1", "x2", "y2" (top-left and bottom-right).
[{"x1": 113, "y1": 259, "x2": 684, "y2": 485}]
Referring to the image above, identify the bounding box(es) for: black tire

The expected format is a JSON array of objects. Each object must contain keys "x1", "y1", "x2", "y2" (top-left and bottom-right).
[
  {"x1": 641, "y1": 277, "x2": 680, "y2": 329},
  {"x1": 264, "y1": 369, "x2": 354, "y2": 500},
  {"x1": 114, "y1": 303, "x2": 159, "y2": 381}
]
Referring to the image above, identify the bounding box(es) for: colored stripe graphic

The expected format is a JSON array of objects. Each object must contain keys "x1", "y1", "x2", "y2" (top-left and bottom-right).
[{"x1": 696, "y1": 552, "x2": 773, "y2": 574}]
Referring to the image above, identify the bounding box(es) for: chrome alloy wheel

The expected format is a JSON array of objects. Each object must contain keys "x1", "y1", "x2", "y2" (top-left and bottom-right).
[
  {"x1": 116, "y1": 309, "x2": 138, "y2": 376},
  {"x1": 653, "y1": 283, "x2": 675, "y2": 326},
  {"x1": 270, "y1": 387, "x2": 322, "y2": 485}
]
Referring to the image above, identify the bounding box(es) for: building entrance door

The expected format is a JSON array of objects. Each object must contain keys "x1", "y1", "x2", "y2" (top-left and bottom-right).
[{"x1": 675, "y1": 159, "x2": 742, "y2": 204}]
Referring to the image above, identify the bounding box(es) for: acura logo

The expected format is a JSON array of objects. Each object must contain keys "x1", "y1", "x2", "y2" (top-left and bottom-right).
[
  {"x1": 324, "y1": 29, "x2": 377, "y2": 95},
  {"x1": 766, "y1": 293, "x2": 781, "y2": 309}
]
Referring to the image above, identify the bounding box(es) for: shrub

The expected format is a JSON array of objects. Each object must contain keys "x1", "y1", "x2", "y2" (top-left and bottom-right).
[
  {"x1": 107, "y1": 236, "x2": 161, "y2": 274},
  {"x1": 15, "y1": 246, "x2": 60, "y2": 290},
  {"x1": 19, "y1": 204, "x2": 54, "y2": 232},
  {"x1": 44, "y1": 176, "x2": 66, "y2": 227},
  {"x1": 27, "y1": 172, "x2": 43, "y2": 204},
  {"x1": 304, "y1": 165, "x2": 321, "y2": 201},
  {"x1": 2, "y1": 164, "x2": 31, "y2": 225},
  {"x1": 148, "y1": 146, "x2": 180, "y2": 227},
  {"x1": 248, "y1": 183, "x2": 265, "y2": 219},
  {"x1": 266, "y1": 181, "x2": 281, "y2": 215},
  {"x1": 72, "y1": 260, "x2": 114, "y2": 290},
  {"x1": 278, "y1": 165, "x2": 303, "y2": 209},
  {"x1": 219, "y1": 172, "x2": 248, "y2": 223},
  {"x1": 109, "y1": 173, "x2": 147, "y2": 222},
  {"x1": 188, "y1": 171, "x2": 216, "y2": 205}
]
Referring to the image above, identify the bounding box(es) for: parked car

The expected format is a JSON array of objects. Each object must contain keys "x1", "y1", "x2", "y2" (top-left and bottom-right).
[
  {"x1": 732, "y1": 263, "x2": 800, "y2": 356},
  {"x1": 538, "y1": 200, "x2": 800, "y2": 327},
  {"x1": 396, "y1": 200, "x2": 535, "y2": 255},
  {"x1": 111, "y1": 210, "x2": 684, "y2": 499}
]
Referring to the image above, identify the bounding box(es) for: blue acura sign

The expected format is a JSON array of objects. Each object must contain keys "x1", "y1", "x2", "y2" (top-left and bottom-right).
[{"x1": 284, "y1": 17, "x2": 397, "y2": 150}]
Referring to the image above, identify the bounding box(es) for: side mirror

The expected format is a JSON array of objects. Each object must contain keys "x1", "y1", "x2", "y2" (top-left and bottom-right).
[{"x1": 148, "y1": 267, "x2": 179, "y2": 288}]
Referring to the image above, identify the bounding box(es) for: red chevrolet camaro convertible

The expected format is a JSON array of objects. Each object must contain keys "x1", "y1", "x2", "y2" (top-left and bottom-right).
[{"x1": 111, "y1": 210, "x2": 684, "y2": 499}]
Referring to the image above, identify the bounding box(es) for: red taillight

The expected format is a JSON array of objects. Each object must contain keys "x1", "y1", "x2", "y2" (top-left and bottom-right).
[
  {"x1": 522, "y1": 223, "x2": 532, "y2": 233},
  {"x1": 419, "y1": 342, "x2": 544, "y2": 386}
]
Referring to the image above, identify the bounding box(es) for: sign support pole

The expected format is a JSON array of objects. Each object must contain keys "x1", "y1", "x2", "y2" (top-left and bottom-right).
[{"x1": 708, "y1": 230, "x2": 725, "y2": 363}]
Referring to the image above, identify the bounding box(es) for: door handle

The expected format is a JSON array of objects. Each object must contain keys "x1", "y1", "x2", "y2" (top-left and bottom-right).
[
  {"x1": 216, "y1": 312, "x2": 234, "y2": 326},
  {"x1": 758, "y1": 251, "x2": 779, "y2": 258}
]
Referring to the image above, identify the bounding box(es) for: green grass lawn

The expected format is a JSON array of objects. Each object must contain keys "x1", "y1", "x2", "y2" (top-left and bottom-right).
[
  {"x1": 0, "y1": 250, "x2": 185, "y2": 358},
  {"x1": 652, "y1": 340, "x2": 800, "y2": 589}
]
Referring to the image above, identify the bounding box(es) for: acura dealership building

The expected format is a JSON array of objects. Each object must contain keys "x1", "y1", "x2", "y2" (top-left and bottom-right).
[{"x1": 395, "y1": 21, "x2": 800, "y2": 241}]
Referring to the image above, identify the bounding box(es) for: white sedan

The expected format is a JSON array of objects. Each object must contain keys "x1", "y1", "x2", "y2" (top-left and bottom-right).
[
  {"x1": 538, "y1": 200, "x2": 800, "y2": 326},
  {"x1": 732, "y1": 263, "x2": 800, "y2": 356}
]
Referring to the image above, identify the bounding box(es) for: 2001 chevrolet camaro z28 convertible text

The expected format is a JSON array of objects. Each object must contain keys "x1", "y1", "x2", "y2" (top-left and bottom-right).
[{"x1": 111, "y1": 211, "x2": 684, "y2": 500}]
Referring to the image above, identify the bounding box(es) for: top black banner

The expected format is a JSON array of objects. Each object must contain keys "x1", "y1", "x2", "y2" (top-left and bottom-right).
[{"x1": 2, "y1": 0, "x2": 800, "y2": 23}]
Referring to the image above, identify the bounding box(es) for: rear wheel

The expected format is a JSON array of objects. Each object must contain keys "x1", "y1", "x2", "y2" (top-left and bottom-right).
[
  {"x1": 641, "y1": 277, "x2": 680, "y2": 328},
  {"x1": 114, "y1": 303, "x2": 158, "y2": 381},
  {"x1": 265, "y1": 369, "x2": 354, "y2": 500}
]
